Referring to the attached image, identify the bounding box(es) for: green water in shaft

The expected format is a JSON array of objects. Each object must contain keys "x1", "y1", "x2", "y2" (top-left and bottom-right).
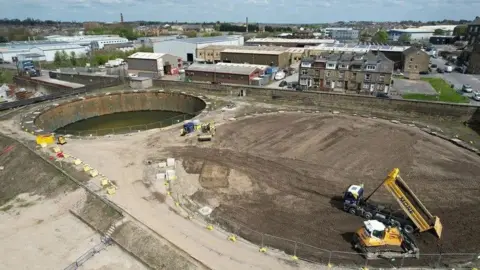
[{"x1": 57, "y1": 110, "x2": 191, "y2": 135}]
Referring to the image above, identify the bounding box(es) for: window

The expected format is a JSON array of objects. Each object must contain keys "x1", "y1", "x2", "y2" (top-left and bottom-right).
[
  {"x1": 365, "y1": 74, "x2": 371, "y2": 81},
  {"x1": 326, "y1": 71, "x2": 331, "y2": 77},
  {"x1": 301, "y1": 69, "x2": 308, "y2": 75},
  {"x1": 339, "y1": 71, "x2": 345, "y2": 79},
  {"x1": 352, "y1": 72, "x2": 356, "y2": 79},
  {"x1": 410, "y1": 57, "x2": 413, "y2": 62},
  {"x1": 327, "y1": 63, "x2": 335, "y2": 68},
  {"x1": 366, "y1": 65, "x2": 376, "y2": 70},
  {"x1": 414, "y1": 65, "x2": 418, "y2": 69},
  {"x1": 408, "y1": 65, "x2": 412, "y2": 69},
  {"x1": 339, "y1": 64, "x2": 346, "y2": 68},
  {"x1": 379, "y1": 75, "x2": 385, "y2": 81}
]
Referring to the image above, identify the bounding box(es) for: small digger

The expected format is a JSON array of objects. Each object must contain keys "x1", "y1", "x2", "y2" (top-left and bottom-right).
[{"x1": 198, "y1": 122, "x2": 215, "y2": 142}]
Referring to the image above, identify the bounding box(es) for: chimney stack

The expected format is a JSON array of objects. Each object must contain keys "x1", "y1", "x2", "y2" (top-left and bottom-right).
[
  {"x1": 120, "y1": 13, "x2": 124, "y2": 24},
  {"x1": 246, "y1": 17, "x2": 249, "y2": 33}
]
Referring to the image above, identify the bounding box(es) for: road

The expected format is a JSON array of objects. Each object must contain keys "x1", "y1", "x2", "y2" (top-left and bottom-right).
[
  {"x1": 427, "y1": 57, "x2": 480, "y2": 105},
  {"x1": 266, "y1": 73, "x2": 299, "y2": 89}
]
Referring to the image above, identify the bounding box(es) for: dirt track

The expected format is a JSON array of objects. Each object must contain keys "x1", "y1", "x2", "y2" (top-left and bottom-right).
[{"x1": 168, "y1": 113, "x2": 480, "y2": 257}]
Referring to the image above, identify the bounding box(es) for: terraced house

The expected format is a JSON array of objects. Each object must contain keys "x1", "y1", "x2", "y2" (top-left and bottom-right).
[{"x1": 298, "y1": 51, "x2": 394, "y2": 94}]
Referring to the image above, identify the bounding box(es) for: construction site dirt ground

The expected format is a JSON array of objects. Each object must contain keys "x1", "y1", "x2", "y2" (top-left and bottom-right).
[
  {"x1": 48, "y1": 106, "x2": 480, "y2": 267},
  {"x1": 0, "y1": 190, "x2": 147, "y2": 270},
  {"x1": 3, "y1": 92, "x2": 480, "y2": 269},
  {"x1": 168, "y1": 113, "x2": 480, "y2": 255}
]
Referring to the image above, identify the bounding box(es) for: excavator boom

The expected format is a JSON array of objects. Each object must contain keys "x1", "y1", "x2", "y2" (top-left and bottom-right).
[{"x1": 382, "y1": 168, "x2": 442, "y2": 238}]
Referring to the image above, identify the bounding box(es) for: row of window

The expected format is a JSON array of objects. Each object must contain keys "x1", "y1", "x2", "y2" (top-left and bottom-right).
[
  {"x1": 186, "y1": 72, "x2": 247, "y2": 80},
  {"x1": 301, "y1": 70, "x2": 385, "y2": 80}
]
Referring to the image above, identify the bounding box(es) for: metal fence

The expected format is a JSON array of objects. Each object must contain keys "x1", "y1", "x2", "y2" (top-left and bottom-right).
[
  {"x1": 63, "y1": 239, "x2": 112, "y2": 270},
  {"x1": 174, "y1": 192, "x2": 480, "y2": 269}
]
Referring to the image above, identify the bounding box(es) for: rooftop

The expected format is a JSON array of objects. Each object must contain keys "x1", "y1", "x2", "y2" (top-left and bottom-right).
[
  {"x1": 172, "y1": 35, "x2": 243, "y2": 44},
  {"x1": 388, "y1": 28, "x2": 434, "y2": 33},
  {"x1": 216, "y1": 62, "x2": 270, "y2": 70},
  {"x1": 0, "y1": 41, "x2": 84, "y2": 51},
  {"x1": 247, "y1": 38, "x2": 336, "y2": 44},
  {"x1": 200, "y1": 45, "x2": 286, "y2": 52},
  {"x1": 311, "y1": 43, "x2": 409, "y2": 53},
  {"x1": 222, "y1": 48, "x2": 285, "y2": 55},
  {"x1": 417, "y1": 25, "x2": 457, "y2": 31},
  {"x1": 187, "y1": 63, "x2": 258, "y2": 75},
  {"x1": 128, "y1": 52, "x2": 165, "y2": 59}
]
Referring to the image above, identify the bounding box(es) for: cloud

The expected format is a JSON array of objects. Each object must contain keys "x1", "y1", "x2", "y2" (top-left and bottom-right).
[{"x1": 1, "y1": 0, "x2": 479, "y2": 23}]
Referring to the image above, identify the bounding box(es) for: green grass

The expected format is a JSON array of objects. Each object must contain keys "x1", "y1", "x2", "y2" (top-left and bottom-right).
[{"x1": 402, "y1": 78, "x2": 469, "y2": 103}]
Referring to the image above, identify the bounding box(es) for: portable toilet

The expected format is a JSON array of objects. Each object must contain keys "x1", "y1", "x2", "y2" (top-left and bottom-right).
[{"x1": 183, "y1": 122, "x2": 195, "y2": 134}]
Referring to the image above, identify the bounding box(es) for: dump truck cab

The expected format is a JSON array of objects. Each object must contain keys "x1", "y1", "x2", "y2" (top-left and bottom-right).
[
  {"x1": 353, "y1": 220, "x2": 419, "y2": 259},
  {"x1": 343, "y1": 185, "x2": 382, "y2": 218}
]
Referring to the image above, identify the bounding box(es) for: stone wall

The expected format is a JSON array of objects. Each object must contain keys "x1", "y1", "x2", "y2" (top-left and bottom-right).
[
  {"x1": 35, "y1": 91, "x2": 206, "y2": 132},
  {"x1": 153, "y1": 80, "x2": 480, "y2": 125},
  {"x1": 49, "y1": 71, "x2": 122, "y2": 85}
]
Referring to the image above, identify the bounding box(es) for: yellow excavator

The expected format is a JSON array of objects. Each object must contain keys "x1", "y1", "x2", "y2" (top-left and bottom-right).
[
  {"x1": 345, "y1": 168, "x2": 442, "y2": 259},
  {"x1": 343, "y1": 168, "x2": 442, "y2": 238},
  {"x1": 352, "y1": 219, "x2": 420, "y2": 260},
  {"x1": 198, "y1": 122, "x2": 215, "y2": 142}
]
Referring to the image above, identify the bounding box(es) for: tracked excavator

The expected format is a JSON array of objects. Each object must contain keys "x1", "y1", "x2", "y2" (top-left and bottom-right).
[
  {"x1": 343, "y1": 168, "x2": 442, "y2": 239},
  {"x1": 352, "y1": 219, "x2": 420, "y2": 260}
]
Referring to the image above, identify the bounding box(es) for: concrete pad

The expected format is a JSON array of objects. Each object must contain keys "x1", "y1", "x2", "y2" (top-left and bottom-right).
[{"x1": 392, "y1": 78, "x2": 437, "y2": 95}]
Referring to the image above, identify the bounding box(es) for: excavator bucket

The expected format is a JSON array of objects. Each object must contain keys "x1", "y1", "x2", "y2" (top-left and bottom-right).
[{"x1": 432, "y1": 216, "x2": 443, "y2": 239}]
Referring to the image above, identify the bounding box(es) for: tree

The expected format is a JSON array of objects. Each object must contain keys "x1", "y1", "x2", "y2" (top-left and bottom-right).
[
  {"x1": 359, "y1": 30, "x2": 371, "y2": 42},
  {"x1": 183, "y1": 31, "x2": 197, "y2": 38},
  {"x1": 54, "y1": 51, "x2": 62, "y2": 66},
  {"x1": 372, "y1": 30, "x2": 388, "y2": 43},
  {"x1": 70, "y1": 51, "x2": 77, "y2": 66},
  {"x1": 398, "y1": 33, "x2": 411, "y2": 44},
  {"x1": 453, "y1": 25, "x2": 468, "y2": 37},
  {"x1": 434, "y1": 29, "x2": 445, "y2": 35},
  {"x1": 60, "y1": 50, "x2": 69, "y2": 66}
]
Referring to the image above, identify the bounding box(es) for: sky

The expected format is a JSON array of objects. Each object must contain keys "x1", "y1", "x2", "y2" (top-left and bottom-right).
[{"x1": 2, "y1": 0, "x2": 479, "y2": 23}]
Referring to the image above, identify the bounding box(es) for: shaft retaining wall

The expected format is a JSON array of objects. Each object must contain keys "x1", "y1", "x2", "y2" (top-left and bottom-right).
[
  {"x1": 153, "y1": 80, "x2": 480, "y2": 125},
  {"x1": 35, "y1": 91, "x2": 206, "y2": 132}
]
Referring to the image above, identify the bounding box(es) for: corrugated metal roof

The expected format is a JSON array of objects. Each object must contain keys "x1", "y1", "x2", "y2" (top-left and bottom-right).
[
  {"x1": 187, "y1": 63, "x2": 257, "y2": 75},
  {"x1": 222, "y1": 48, "x2": 284, "y2": 55},
  {"x1": 312, "y1": 43, "x2": 409, "y2": 53},
  {"x1": 128, "y1": 52, "x2": 165, "y2": 59},
  {"x1": 173, "y1": 35, "x2": 242, "y2": 44},
  {"x1": 247, "y1": 38, "x2": 336, "y2": 44},
  {"x1": 216, "y1": 62, "x2": 269, "y2": 70}
]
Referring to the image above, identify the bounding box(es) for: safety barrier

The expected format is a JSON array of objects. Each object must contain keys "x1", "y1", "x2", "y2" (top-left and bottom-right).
[{"x1": 63, "y1": 239, "x2": 112, "y2": 270}]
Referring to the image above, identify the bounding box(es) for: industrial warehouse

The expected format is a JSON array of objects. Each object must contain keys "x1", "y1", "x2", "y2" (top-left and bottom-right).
[
  {"x1": 0, "y1": 41, "x2": 88, "y2": 62},
  {"x1": 0, "y1": 35, "x2": 132, "y2": 63},
  {"x1": 185, "y1": 62, "x2": 270, "y2": 85},
  {"x1": 153, "y1": 35, "x2": 244, "y2": 62},
  {"x1": 127, "y1": 52, "x2": 183, "y2": 78}
]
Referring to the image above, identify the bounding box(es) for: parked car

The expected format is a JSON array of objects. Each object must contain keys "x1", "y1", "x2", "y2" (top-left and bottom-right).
[
  {"x1": 279, "y1": 80, "x2": 287, "y2": 87},
  {"x1": 376, "y1": 92, "x2": 390, "y2": 99},
  {"x1": 419, "y1": 70, "x2": 429, "y2": 75},
  {"x1": 437, "y1": 67, "x2": 444, "y2": 73},
  {"x1": 462, "y1": 84, "x2": 473, "y2": 93},
  {"x1": 473, "y1": 92, "x2": 480, "y2": 101},
  {"x1": 430, "y1": 64, "x2": 438, "y2": 68}
]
